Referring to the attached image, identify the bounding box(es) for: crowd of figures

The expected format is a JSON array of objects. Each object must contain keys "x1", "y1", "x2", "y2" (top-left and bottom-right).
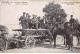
[
  {"x1": 19, "y1": 12, "x2": 62, "y2": 29},
  {"x1": 19, "y1": 12, "x2": 48, "y2": 29}
]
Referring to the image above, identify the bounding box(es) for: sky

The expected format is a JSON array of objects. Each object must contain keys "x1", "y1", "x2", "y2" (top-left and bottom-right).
[
  {"x1": 1, "y1": 1, "x2": 49, "y2": 25},
  {"x1": 0, "y1": 1, "x2": 80, "y2": 33}
]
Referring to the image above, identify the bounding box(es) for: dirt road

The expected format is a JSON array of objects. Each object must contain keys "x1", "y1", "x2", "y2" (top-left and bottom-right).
[
  {"x1": 0, "y1": 36, "x2": 79, "y2": 53},
  {"x1": 0, "y1": 43, "x2": 79, "y2": 53}
]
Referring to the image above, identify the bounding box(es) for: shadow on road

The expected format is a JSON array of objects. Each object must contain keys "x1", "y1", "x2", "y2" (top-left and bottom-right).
[
  {"x1": 35, "y1": 43, "x2": 66, "y2": 50},
  {"x1": 35, "y1": 43, "x2": 80, "y2": 51}
]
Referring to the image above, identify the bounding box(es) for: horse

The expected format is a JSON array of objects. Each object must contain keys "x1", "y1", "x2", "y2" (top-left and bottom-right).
[
  {"x1": 73, "y1": 24, "x2": 80, "y2": 45},
  {"x1": 50, "y1": 22, "x2": 74, "y2": 48}
]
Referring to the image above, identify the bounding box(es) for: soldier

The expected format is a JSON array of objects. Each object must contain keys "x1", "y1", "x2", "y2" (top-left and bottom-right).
[
  {"x1": 40, "y1": 19, "x2": 43, "y2": 28},
  {"x1": 69, "y1": 15, "x2": 75, "y2": 27},
  {"x1": 37, "y1": 16, "x2": 40, "y2": 29},
  {"x1": 31, "y1": 14, "x2": 37, "y2": 29},
  {"x1": 42, "y1": 16, "x2": 47, "y2": 29},
  {"x1": 19, "y1": 12, "x2": 27, "y2": 35},
  {"x1": 26, "y1": 13, "x2": 31, "y2": 29},
  {"x1": 65, "y1": 22, "x2": 73, "y2": 51},
  {"x1": 19, "y1": 12, "x2": 27, "y2": 29}
]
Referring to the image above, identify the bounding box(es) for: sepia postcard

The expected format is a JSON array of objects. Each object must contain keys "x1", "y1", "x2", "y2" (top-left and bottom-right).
[{"x1": 0, "y1": 0, "x2": 80, "y2": 53}]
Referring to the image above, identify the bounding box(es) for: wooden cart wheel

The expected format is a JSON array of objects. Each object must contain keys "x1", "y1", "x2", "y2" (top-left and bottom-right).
[{"x1": 25, "y1": 36, "x2": 35, "y2": 48}]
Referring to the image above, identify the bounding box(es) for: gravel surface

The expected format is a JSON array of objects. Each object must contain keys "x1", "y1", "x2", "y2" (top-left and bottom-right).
[{"x1": 0, "y1": 36, "x2": 79, "y2": 53}]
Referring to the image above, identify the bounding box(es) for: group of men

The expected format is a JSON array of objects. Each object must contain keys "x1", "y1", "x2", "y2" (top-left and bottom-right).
[
  {"x1": 19, "y1": 12, "x2": 64, "y2": 29},
  {"x1": 19, "y1": 12, "x2": 48, "y2": 29},
  {"x1": 19, "y1": 12, "x2": 75, "y2": 29}
]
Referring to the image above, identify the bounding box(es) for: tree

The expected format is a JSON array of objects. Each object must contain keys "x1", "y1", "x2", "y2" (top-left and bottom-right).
[{"x1": 43, "y1": 2, "x2": 67, "y2": 25}]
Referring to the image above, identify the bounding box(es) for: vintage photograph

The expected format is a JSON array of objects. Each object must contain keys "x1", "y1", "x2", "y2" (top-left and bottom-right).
[{"x1": 0, "y1": 0, "x2": 80, "y2": 53}]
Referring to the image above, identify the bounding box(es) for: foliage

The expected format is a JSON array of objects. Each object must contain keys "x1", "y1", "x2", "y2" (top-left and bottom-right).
[{"x1": 43, "y1": 2, "x2": 67, "y2": 24}]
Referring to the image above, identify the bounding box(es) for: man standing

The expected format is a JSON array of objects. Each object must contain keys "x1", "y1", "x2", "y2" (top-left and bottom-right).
[
  {"x1": 42, "y1": 16, "x2": 47, "y2": 29},
  {"x1": 19, "y1": 12, "x2": 27, "y2": 35},
  {"x1": 26, "y1": 13, "x2": 31, "y2": 29},
  {"x1": 31, "y1": 14, "x2": 37, "y2": 29},
  {"x1": 19, "y1": 12, "x2": 27, "y2": 29},
  {"x1": 65, "y1": 22, "x2": 74, "y2": 51},
  {"x1": 37, "y1": 16, "x2": 41, "y2": 29}
]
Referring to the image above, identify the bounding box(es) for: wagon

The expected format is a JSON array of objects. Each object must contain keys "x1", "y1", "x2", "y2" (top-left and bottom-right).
[{"x1": 12, "y1": 29, "x2": 51, "y2": 48}]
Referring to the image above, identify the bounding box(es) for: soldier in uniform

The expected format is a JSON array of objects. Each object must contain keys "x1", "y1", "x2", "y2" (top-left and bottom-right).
[
  {"x1": 26, "y1": 13, "x2": 31, "y2": 29},
  {"x1": 31, "y1": 14, "x2": 37, "y2": 29},
  {"x1": 65, "y1": 22, "x2": 74, "y2": 51},
  {"x1": 19, "y1": 12, "x2": 27, "y2": 29},
  {"x1": 19, "y1": 12, "x2": 27, "y2": 35},
  {"x1": 69, "y1": 15, "x2": 75, "y2": 27},
  {"x1": 42, "y1": 16, "x2": 47, "y2": 29},
  {"x1": 37, "y1": 16, "x2": 41, "y2": 29}
]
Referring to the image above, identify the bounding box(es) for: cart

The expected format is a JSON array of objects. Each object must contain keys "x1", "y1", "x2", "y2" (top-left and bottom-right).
[{"x1": 12, "y1": 29, "x2": 50, "y2": 48}]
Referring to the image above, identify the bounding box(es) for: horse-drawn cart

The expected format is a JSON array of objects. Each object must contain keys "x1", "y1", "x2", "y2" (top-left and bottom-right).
[{"x1": 12, "y1": 29, "x2": 51, "y2": 48}]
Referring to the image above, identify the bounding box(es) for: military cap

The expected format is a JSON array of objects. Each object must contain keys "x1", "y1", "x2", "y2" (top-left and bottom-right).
[
  {"x1": 71, "y1": 15, "x2": 73, "y2": 17},
  {"x1": 23, "y1": 12, "x2": 26, "y2": 14}
]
